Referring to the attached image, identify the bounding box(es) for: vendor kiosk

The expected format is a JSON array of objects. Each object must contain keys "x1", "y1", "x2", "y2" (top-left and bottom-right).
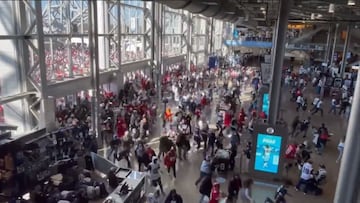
[
  {"x1": 249, "y1": 124, "x2": 288, "y2": 180},
  {"x1": 90, "y1": 153, "x2": 146, "y2": 203}
]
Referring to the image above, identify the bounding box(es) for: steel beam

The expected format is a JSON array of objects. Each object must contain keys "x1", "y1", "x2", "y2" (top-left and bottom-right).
[
  {"x1": 34, "y1": 1, "x2": 48, "y2": 95},
  {"x1": 16, "y1": 0, "x2": 34, "y2": 131}
]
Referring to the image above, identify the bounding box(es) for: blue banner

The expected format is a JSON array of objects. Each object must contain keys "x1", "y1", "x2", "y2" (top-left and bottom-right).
[{"x1": 224, "y1": 40, "x2": 273, "y2": 48}]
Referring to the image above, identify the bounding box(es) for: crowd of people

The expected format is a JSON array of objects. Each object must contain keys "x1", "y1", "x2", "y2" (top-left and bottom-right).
[{"x1": 49, "y1": 52, "x2": 355, "y2": 203}]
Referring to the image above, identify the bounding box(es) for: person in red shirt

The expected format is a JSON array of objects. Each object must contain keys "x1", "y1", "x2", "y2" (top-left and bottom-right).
[
  {"x1": 285, "y1": 142, "x2": 298, "y2": 159},
  {"x1": 237, "y1": 108, "x2": 246, "y2": 131},
  {"x1": 223, "y1": 110, "x2": 232, "y2": 128},
  {"x1": 201, "y1": 96, "x2": 207, "y2": 107},
  {"x1": 116, "y1": 117, "x2": 127, "y2": 139},
  {"x1": 164, "y1": 147, "x2": 177, "y2": 178},
  {"x1": 145, "y1": 144, "x2": 156, "y2": 160},
  {"x1": 259, "y1": 111, "x2": 267, "y2": 119},
  {"x1": 209, "y1": 182, "x2": 221, "y2": 203}
]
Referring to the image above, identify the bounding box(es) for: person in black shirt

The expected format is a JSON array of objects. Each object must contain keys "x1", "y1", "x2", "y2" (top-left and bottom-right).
[
  {"x1": 199, "y1": 175, "x2": 212, "y2": 203},
  {"x1": 228, "y1": 174, "x2": 242, "y2": 202},
  {"x1": 207, "y1": 130, "x2": 216, "y2": 156},
  {"x1": 165, "y1": 189, "x2": 183, "y2": 203}
]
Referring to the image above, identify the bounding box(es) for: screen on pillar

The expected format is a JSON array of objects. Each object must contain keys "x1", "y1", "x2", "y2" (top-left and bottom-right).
[
  {"x1": 262, "y1": 93, "x2": 269, "y2": 117},
  {"x1": 254, "y1": 133, "x2": 282, "y2": 174}
]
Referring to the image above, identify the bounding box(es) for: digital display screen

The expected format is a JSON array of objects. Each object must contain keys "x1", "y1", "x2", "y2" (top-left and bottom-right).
[
  {"x1": 254, "y1": 133, "x2": 282, "y2": 173},
  {"x1": 262, "y1": 93, "x2": 269, "y2": 117}
]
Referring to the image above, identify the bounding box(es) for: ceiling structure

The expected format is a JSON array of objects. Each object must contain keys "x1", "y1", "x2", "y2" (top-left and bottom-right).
[{"x1": 156, "y1": 0, "x2": 360, "y2": 27}]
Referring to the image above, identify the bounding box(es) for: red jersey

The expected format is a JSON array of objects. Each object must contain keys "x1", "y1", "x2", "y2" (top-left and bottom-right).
[
  {"x1": 209, "y1": 187, "x2": 220, "y2": 203},
  {"x1": 164, "y1": 150, "x2": 176, "y2": 167},
  {"x1": 285, "y1": 144, "x2": 297, "y2": 159}
]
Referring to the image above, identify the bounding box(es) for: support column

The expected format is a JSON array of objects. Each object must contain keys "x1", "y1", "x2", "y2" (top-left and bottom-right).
[
  {"x1": 334, "y1": 69, "x2": 360, "y2": 203},
  {"x1": 117, "y1": 2, "x2": 123, "y2": 88},
  {"x1": 151, "y1": 1, "x2": 156, "y2": 81},
  {"x1": 97, "y1": 0, "x2": 109, "y2": 71},
  {"x1": 67, "y1": 2, "x2": 75, "y2": 78},
  {"x1": 153, "y1": 2, "x2": 163, "y2": 99},
  {"x1": 330, "y1": 23, "x2": 339, "y2": 66},
  {"x1": 35, "y1": 0, "x2": 57, "y2": 130},
  {"x1": 209, "y1": 18, "x2": 214, "y2": 55},
  {"x1": 340, "y1": 25, "x2": 351, "y2": 78},
  {"x1": 268, "y1": 0, "x2": 291, "y2": 125},
  {"x1": 186, "y1": 12, "x2": 193, "y2": 71},
  {"x1": 324, "y1": 25, "x2": 332, "y2": 64},
  {"x1": 88, "y1": 0, "x2": 101, "y2": 137}
]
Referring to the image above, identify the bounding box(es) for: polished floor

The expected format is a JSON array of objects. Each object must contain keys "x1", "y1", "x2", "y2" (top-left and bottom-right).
[{"x1": 110, "y1": 83, "x2": 346, "y2": 203}]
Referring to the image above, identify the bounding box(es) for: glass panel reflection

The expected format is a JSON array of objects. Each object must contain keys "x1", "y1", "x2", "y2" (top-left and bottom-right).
[{"x1": 121, "y1": 35, "x2": 145, "y2": 63}]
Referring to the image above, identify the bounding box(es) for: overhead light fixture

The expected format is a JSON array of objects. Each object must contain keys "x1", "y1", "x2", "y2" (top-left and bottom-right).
[
  {"x1": 311, "y1": 13, "x2": 315, "y2": 20},
  {"x1": 260, "y1": 7, "x2": 265, "y2": 11},
  {"x1": 225, "y1": 11, "x2": 235, "y2": 15},
  {"x1": 329, "y1": 3, "x2": 335, "y2": 13},
  {"x1": 202, "y1": 1, "x2": 218, "y2": 5},
  {"x1": 317, "y1": 14, "x2": 323, "y2": 18},
  {"x1": 348, "y1": 0, "x2": 356, "y2": 6},
  {"x1": 262, "y1": 10, "x2": 266, "y2": 14}
]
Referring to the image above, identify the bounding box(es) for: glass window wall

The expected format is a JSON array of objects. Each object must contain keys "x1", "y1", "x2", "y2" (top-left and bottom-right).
[
  {"x1": 120, "y1": 1, "x2": 149, "y2": 62},
  {"x1": 37, "y1": 0, "x2": 90, "y2": 83},
  {"x1": 163, "y1": 6, "x2": 183, "y2": 57}
]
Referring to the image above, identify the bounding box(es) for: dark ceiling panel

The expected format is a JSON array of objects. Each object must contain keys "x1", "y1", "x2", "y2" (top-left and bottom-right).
[
  {"x1": 201, "y1": 5, "x2": 222, "y2": 17},
  {"x1": 157, "y1": 0, "x2": 192, "y2": 9}
]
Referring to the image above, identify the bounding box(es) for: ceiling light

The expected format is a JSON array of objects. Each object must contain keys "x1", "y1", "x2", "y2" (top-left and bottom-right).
[
  {"x1": 262, "y1": 10, "x2": 266, "y2": 14},
  {"x1": 329, "y1": 3, "x2": 335, "y2": 13},
  {"x1": 317, "y1": 14, "x2": 322, "y2": 18},
  {"x1": 225, "y1": 11, "x2": 235, "y2": 15},
  {"x1": 260, "y1": 7, "x2": 265, "y2": 11},
  {"x1": 311, "y1": 13, "x2": 315, "y2": 20},
  {"x1": 202, "y1": 1, "x2": 218, "y2": 5},
  {"x1": 348, "y1": 0, "x2": 356, "y2": 6}
]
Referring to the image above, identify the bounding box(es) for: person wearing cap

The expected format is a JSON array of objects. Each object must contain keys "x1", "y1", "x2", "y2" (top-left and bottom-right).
[{"x1": 195, "y1": 156, "x2": 212, "y2": 186}]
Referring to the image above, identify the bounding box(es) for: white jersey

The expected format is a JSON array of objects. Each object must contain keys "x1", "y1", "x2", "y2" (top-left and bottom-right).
[
  {"x1": 300, "y1": 162, "x2": 313, "y2": 180},
  {"x1": 149, "y1": 163, "x2": 161, "y2": 180}
]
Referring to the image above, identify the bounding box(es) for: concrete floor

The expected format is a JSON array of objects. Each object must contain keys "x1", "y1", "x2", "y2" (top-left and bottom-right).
[{"x1": 109, "y1": 83, "x2": 346, "y2": 203}]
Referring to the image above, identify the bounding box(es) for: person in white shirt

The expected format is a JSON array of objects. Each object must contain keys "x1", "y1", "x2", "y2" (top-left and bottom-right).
[
  {"x1": 239, "y1": 178, "x2": 254, "y2": 203},
  {"x1": 329, "y1": 98, "x2": 337, "y2": 114},
  {"x1": 147, "y1": 157, "x2": 164, "y2": 194},
  {"x1": 315, "y1": 164, "x2": 327, "y2": 184},
  {"x1": 295, "y1": 160, "x2": 313, "y2": 194},
  {"x1": 311, "y1": 98, "x2": 323, "y2": 116},
  {"x1": 296, "y1": 95, "x2": 304, "y2": 112},
  {"x1": 336, "y1": 136, "x2": 345, "y2": 163},
  {"x1": 147, "y1": 189, "x2": 162, "y2": 203}
]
